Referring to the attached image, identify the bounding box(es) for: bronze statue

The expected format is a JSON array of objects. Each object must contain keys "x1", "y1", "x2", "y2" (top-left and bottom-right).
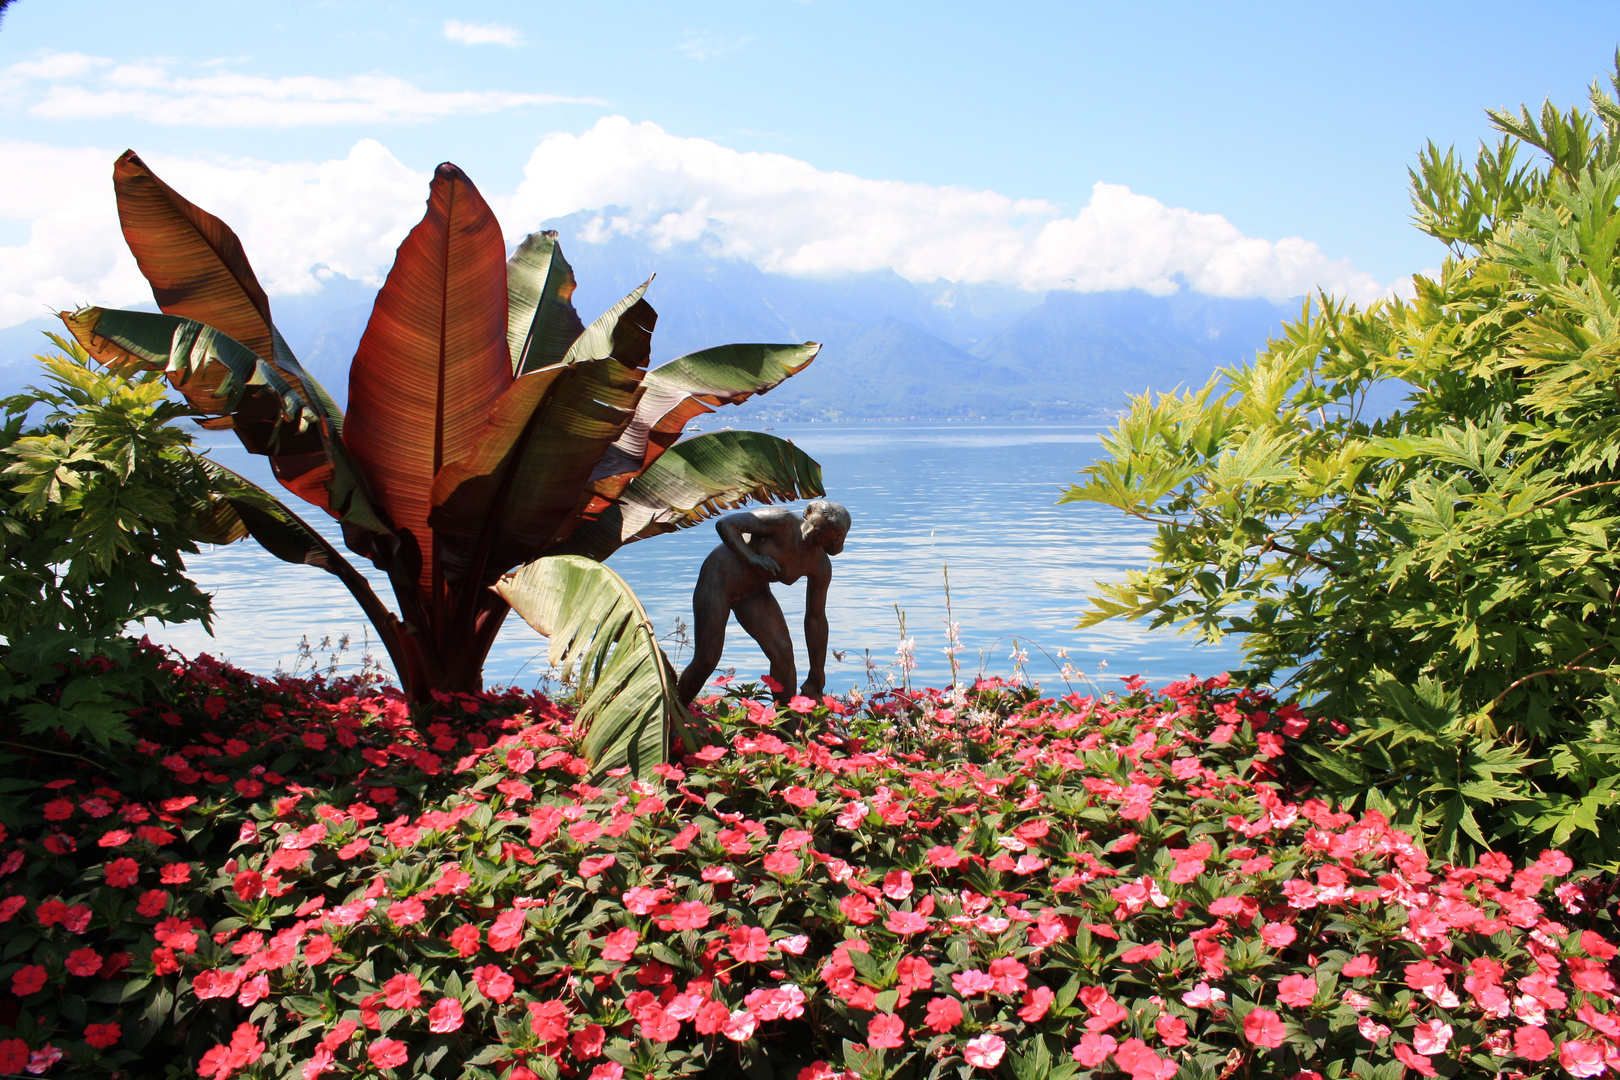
[{"x1": 676, "y1": 500, "x2": 851, "y2": 707}]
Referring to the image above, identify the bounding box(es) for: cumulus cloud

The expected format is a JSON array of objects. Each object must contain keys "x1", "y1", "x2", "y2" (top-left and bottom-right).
[
  {"x1": 0, "y1": 139, "x2": 429, "y2": 329},
  {"x1": 505, "y1": 116, "x2": 1397, "y2": 303},
  {"x1": 1, "y1": 51, "x2": 594, "y2": 126},
  {"x1": 443, "y1": 20, "x2": 525, "y2": 47}
]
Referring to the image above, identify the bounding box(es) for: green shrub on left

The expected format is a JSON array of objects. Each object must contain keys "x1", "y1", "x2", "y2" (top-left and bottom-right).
[{"x1": 1, "y1": 335, "x2": 224, "y2": 747}]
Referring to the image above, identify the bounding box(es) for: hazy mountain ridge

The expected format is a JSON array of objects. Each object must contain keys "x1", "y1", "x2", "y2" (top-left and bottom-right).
[{"x1": 0, "y1": 210, "x2": 1300, "y2": 420}]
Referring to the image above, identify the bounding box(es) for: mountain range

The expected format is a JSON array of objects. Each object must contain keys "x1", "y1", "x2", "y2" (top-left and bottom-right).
[{"x1": 0, "y1": 208, "x2": 1306, "y2": 420}]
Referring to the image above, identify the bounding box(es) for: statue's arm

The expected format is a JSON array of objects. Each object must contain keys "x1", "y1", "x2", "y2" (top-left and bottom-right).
[
  {"x1": 801, "y1": 554, "x2": 832, "y2": 698},
  {"x1": 715, "y1": 510, "x2": 789, "y2": 577}
]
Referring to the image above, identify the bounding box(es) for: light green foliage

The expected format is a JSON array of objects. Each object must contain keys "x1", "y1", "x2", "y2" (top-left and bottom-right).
[
  {"x1": 0, "y1": 336, "x2": 223, "y2": 745},
  {"x1": 1064, "y1": 60, "x2": 1620, "y2": 867}
]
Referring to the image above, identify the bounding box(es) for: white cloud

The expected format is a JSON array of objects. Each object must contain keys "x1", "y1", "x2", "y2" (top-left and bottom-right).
[
  {"x1": 443, "y1": 20, "x2": 525, "y2": 47},
  {"x1": 2, "y1": 51, "x2": 594, "y2": 126},
  {"x1": 505, "y1": 116, "x2": 1398, "y2": 303},
  {"x1": 0, "y1": 139, "x2": 429, "y2": 329},
  {"x1": 677, "y1": 32, "x2": 751, "y2": 61}
]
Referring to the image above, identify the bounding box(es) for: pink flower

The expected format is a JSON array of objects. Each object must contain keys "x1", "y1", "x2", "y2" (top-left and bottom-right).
[
  {"x1": 1243, "y1": 1007, "x2": 1286, "y2": 1049},
  {"x1": 387, "y1": 898, "x2": 425, "y2": 926},
  {"x1": 1261, "y1": 923, "x2": 1297, "y2": 947},
  {"x1": 367, "y1": 1038, "x2": 407, "y2": 1069},
  {"x1": 924, "y1": 997, "x2": 962, "y2": 1033},
  {"x1": 964, "y1": 1034, "x2": 1006, "y2": 1069},
  {"x1": 1072, "y1": 1032, "x2": 1117, "y2": 1067},
  {"x1": 1018, "y1": 986, "x2": 1055, "y2": 1022},
  {"x1": 1392, "y1": 1044, "x2": 1437, "y2": 1077},
  {"x1": 1411, "y1": 1019, "x2": 1452, "y2": 1056},
  {"x1": 1275, "y1": 974, "x2": 1316, "y2": 1007},
  {"x1": 1122, "y1": 942, "x2": 1162, "y2": 963},
  {"x1": 721, "y1": 1009, "x2": 758, "y2": 1042},
  {"x1": 1155, "y1": 1013, "x2": 1189, "y2": 1046},
  {"x1": 1341, "y1": 954, "x2": 1377, "y2": 977},
  {"x1": 304, "y1": 934, "x2": 335, "y2": 966},
  {"x1": 383, "y1": 973, "x2": 421, "y2": 1010},
  {"x1": 868, "y1": 1013, "x2": 905, "y2": 1049},
  {"x1": 1560, "y1": 1040, "x2": 1607, "y2": 1078},
  {"x1": 728, "y1": 925, "x2": 771, "y2": 963},
  {"x1": 885, "y1": 909, "x2": 931, "y2": 935},
  {"x1": 882, "y1": 870, "x2": 913, "y2": 900},
  {"x1": 639, "y1": 1005, "x2": 680, "y2": 1042},
  {"x1": 427, "y1": 997, "x2": 463, "y2": 1033},
  {"x1": 601, "y1": 927, "x2": 639, "y2": 962},
  {"x1": 1514, "y1": 1026, "x2": 1554, "y2": 1061},
  {"x1": 472, "y1": 964, "x2": 514, "y2": 1003},
  {"x1": 669, "y1": 901, "x2": 711, "y2": 930},
  {"x1": 1182, "y1": 982, "x2": 1226, "y2": 1008},
  {"x1": 588, "y1": 1065, "x2": 625, "y2": 1080}
]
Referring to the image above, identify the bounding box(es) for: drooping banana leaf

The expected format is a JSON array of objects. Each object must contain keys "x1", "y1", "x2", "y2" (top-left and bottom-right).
[
  {"x1": 429, "y1": 286, "x2": 656, "y2": 588},
  {"x1": 507, "y1": 230, "x2": 586, "y2": 376},
  {"x1": 192, "y1": 457, "x2": 411, "y2": 678},
  {"x1": 343, "y1": 163, "x2": 514, "y2": 599},
  {"x1": 554, "y1": 430, "x2": 825, "y2": 561},
  {"x1": 59, "y1": 307, "x2": 391, "y2": 539},
  {"x1": 494, "y1": 555, "x2": 693, "y2": 776},
  {"x1": 589, "y1": 342, "x2": 821, "y2": 500}
]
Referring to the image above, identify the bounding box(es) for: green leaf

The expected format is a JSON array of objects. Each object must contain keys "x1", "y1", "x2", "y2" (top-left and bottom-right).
[{"x1": 495, "y1": 555, "x2": 690, "y2": 776}]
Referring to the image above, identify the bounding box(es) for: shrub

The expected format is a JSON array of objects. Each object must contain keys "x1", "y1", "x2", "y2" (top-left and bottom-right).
[
  {"x1": 0, "y1": 340, "x2": 224, "y2": 746},
  {"x1": 0, "y1": 652, "x2": 1616, "y2": 1078},
  {"x1": 1062, "y1": 63, "x2": 1620, "y2": 866}
]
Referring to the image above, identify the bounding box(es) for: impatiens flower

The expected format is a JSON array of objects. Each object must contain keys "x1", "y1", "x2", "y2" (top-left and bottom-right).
[
  {"x1": 11, "y1": 965, "x2": 46, "y2": 997},
  {"x1": 885, "y1": 909, "x2": 930, "y2": 935},
  {"x1": 882, "y1": 870, "x2": 913, "y2": 900},
  {"x1": 1341, "y1": 954, "x2": 1377, "y2": 977},
  {"x1": 1072, "y1": 1031, "x2": 1118, "y2": 1066},
  {"x1": 668, "y1": 901, "x2": 712, "y2": 930},
  {"x1": 487, "y1": 909, "x2": 526, "y2": 952},
  {"x1": 1275, "y1": 974, "x2": 1317, "y2": 1007},
  {"x1": 160, "y1": 863, "x2": 192, "y2": 884},
  {"x1": 1155, "y1": 1013, "x2": 1189, "y2": 1046},
  {"x1": 1560, "y1": 1039, "x2": 1607, "y2": 1078},
  {"x1": 783, "y1": 786, "x2": 818, "y2": 808},
  {"x1": 25, "y1": 1046, "x2": 62, "y2": 1075},
  {"x1": 65, "y1": 948, "x2": 102, "y2": 977},
  {"x1": 1412, "y1": 1019, "x2": 1452, "y2": 1056},
  {"x1": 639, "y1": 1005, "x2": 680, "y2": 1042},
  {"x1": 1182, "y1": 982, "x2": 1226, "y2": 1008},
  {"x1": 367, "y1": 1038, "x2": 408, "y2": 1069},
  {"x1": 1243, "y1": 1007, "x2": 1286, "y2": 1049},
  {"x1": 448, "y1": 924, "x2": 480, "y2": 957},
  {"x1": 427, "y1": 997, "x2": 463, "y2": 1033},
  {"x1": 304, "y1": 934, "x2": 335, "y2": 966},
  {"x1": 1019, "y1": 986, "x2": 1055, "y2": 1022},
  {"x1": 1114, "y1": 1038, "x2": 1178, "y2": 1080},
  {"x1": 622, "y1": 886, "x2": 671, "y2": 914},
  {"x1": 868, "y1": 1013, "x2": 905, "y2": 1049},
  {"x1": 1121, "y1": 942, "x2": 1161, "y2": 963},
  {"x1": 964, "y1": 1034, "x2": 1006, "y2": 1069},
  {"x1": 952, "y1": 969, "x2": 996, "y2": 996},
  {"x1": 1358, "y1": 1017, "x2": 1392, "y2": 1042},
  {"x1": 924, "y1": 997, "x2": 963, "y2": 1033},
  {"x1": 387, "y1": 898, "x2": 425, "y2": 925},
  {"x1": 1260, "y1": 922, "x2": 1297, "y2": 947},
  {"x1": 1514, "y1": 1025, "x2": 1554, "y2": 1061},
  {"x1": 383, "y1": 973, "x2": 422, "y2": 1010},
  {"x1": 0, "y1": 1040, "x2": 24, "y2": 1073},
  {"x1": 839, "y1": 894, "x2": 876, "y2": 925},
  {"x1": 588, "y1": 1065, "x2": 624, "y2": 1080},
  {"x1": 104, "y1": 858, "x2": 139, "y2": 888},
  {"x1": 1392, "y1": 1044, "x2": 1436, "y2": 1078},
  {"x1": 728, "y1": 925, "x2": 772, "y2": 962},
  {"x1": 572, "y1": 1024, "x2": 606, "y2": 1059},
  {"x1": 601, "y1": 927, "x2": 639, "y2": 962},
  {"x1": 926, "y1": 845, "x2": 962, "y2": 868},
  {"x1": 472, "y1": 964, "x2": 515, "y2": 1003},
  {"x1": 721, "y1": 1009, "x2": 758, "y2": 1042},
  {"x1": 233, "y1": 871, "x2": 265, "y2": 901},
  {"x1": 84, "y1": 1023, "x2": 120, "y2": 1049}
]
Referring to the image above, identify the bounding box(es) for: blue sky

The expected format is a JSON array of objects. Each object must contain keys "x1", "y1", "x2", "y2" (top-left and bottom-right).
[{"x1": 1, "y1": 0, "x2": 1616, "y2": 329}]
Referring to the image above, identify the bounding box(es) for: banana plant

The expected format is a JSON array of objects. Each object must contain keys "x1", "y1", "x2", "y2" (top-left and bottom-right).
[{"x1": 61, "y1": 153, "x2": 824, "y2": 757}]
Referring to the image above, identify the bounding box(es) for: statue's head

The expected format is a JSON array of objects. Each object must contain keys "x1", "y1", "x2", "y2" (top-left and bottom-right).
[{"x1": 805, "y1": 500, "x2": 851, "y2": 555}]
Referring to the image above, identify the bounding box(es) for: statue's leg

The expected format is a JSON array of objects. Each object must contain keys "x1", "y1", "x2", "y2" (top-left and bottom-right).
[
  {"x1": 733, "y1": 588, "x2": 796, "y2": 704},
  {"x1": 676, "y1": 583, "x2": 729, "y2": 707}
]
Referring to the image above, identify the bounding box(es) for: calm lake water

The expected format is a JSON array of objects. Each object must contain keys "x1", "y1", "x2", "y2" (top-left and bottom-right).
[{"x1": 144, "y1": 422, "x2": 1248, "y2": 695}]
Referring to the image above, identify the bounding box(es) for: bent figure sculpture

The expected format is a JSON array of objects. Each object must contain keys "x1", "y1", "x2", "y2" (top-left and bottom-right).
[{"x1": 676, "y1": 501, "x2": 851, "y2": 707}]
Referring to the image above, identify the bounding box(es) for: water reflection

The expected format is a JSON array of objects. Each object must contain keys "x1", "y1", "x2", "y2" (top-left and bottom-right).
[{"x1": 144, "y1": 423, "x2": 1245, "y2": 693}]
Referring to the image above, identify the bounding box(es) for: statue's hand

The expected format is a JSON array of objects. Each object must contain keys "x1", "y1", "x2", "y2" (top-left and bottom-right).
[{"x1": 751, "y1": 554, "x2": 782, "y2": 578}]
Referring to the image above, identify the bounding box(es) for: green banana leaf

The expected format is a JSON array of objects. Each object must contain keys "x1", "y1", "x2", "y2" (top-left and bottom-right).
[
  {"x1": 507, "y1": 230, "x2": 586, "y2": 376},
  {"x1": 495, "y1": 555, "x2": 693, "y2": 777},
  {"x1": 555, "y1": 430, "x2": 825, "y2": 561}
]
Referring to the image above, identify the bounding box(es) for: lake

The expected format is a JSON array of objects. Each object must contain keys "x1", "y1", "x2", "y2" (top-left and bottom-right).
[{"x1": 144, "y1": 422, "x2": 1248, "y2": 695}]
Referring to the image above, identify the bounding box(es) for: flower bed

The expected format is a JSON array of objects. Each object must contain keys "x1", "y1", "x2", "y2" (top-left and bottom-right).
[{"x1": 0, "y1": 649, "x2": 1615, "y2": 1079}]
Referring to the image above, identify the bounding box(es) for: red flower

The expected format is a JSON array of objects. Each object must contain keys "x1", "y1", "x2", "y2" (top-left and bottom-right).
[
  {"x1": 839, "y1": 894, "x2": 875, "y2": 925},
  {"x1": 1242, "y1": 1007, "x2": 1286, "y2": 1049},
  {"x1": 1392, "y1": 1044, "x2": 1436, "y2": 1077},
  {"x1": 1018, "y1": 986, "x2": 1055, "y2": 1022},
  {"x1": 233, "y1": 870, "x2": 266, "y2": 901},
  {"x1": 367, "y1": 1038, "x2": 408, "y2": 1069},
  {"x1": 1121, "y1": 942, "x2": 1162, "y2": 963},
  {"x1": 1275, "y1": 974, "x2": 1316, "y2": 1007},
  {"x1": 1514, "y1": 1026, "x2": 1554, "y2": 1061},
  {"x1": 601, "y1": 927, "x2": 639, "y2": 962},
  {"x1": 84, "y1": 1022, "x2": 120, "y2": 1049},
  {"x1": 728, "y1": 925, "x2": 772, "y2": 963},
  {"x1": 572, "y1": 1023, "x2": 606, "y2": 1058},
  {"x1": 639, "y1": 1005, "x2": 681, "y2": 1042},
  {"x1": 159, "y1": 863, "x2": 192, "y2": 884},
  {"x1": 136, "y1": 890, "x2": 169, "y2": 917},
  {"x1": 304, "y1": 934, "x2": 334, "y2": 966},
  {"x1": 783, "y1": 786, "x2": 818, "y2": 808},
  {"x1": 427, "y1": 997, "x2": 464, "y2": 1033},
  {"x1": 104, "y1": 858, "x2": 139, "y2": 888},
  {"x1": 1155, "y1": 1013, "x2": 1189, "y2": 1046},
  {"x1": 448, "y1": 923, "x2": 481, "y2": 957},
  {"x1": 885, "y1": 909, "x2": 931, "y2": 935},
  {"x1": 0, "y1": 1039, "x2": 25, "y2": 1072},
  {"x1": 11, "y1": 965, "x2": 46, "y2": 996},
  {"x1": 383, "y1": 973, "x2": 422, "y2": 1010},
  {"x1": 868, "y1": 1013, "x2": 905, "y2": 1049},
  {"x1": 65, "y1": 947, "x2": 103, "y2": 977},
  {"x1": 387, "y1": 898, "x2": 426, "y2": 926},
  {"x1": 1341, "y1": 954, "x2": 1377, "y2": 977},
  {"x1": 924, "y1": 996, "x2": 963, "y2": 1032},
  {"x1": 472, "y1": 964, "x2": 514, "y2": 1003},
  {"x1": 669, "y1": 901, "x2": 711, "y2": 930},
  {"x1": 528, "y1": 999, "x2": 570, "y2": 1042}
]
